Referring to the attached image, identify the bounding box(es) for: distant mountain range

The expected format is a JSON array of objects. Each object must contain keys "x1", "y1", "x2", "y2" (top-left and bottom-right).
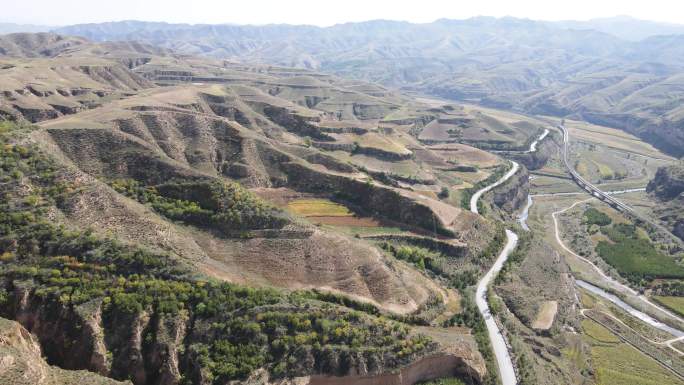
[
  {"x1": 0, "y1": 22, "x2": 51, "y2": 34},
  {"x1": 2, "y1": 16, "x2": 684, "y2": 156},
  {"x1": 554, "y1": 15, "x2": 684, "y2": 41},
  {"x1": 43, "y1": 16, "x2": 684, "y2": 42}
]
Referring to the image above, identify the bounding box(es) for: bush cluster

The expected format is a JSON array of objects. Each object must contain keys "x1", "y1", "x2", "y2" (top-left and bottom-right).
[
  {"x1": 0, "y1": 122, "x2": 434, "y2": 383},
  {"x1": 582, "y1": 208, "x2": 612, "y2": 226},
  {"x1": 110, "y1": 178, "x2": 288, "y2": 233},
  {"x1": 595, "y1": 222, "x2": 684, "y2": 283}
]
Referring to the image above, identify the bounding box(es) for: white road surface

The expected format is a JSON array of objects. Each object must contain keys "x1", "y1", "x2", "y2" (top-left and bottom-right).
[
  {"x1": 471, "y1": 160, "x2": 520, "y2": 385},
  {"x1": 468, "y1": 129, "x2": 549, "y2": 385}
]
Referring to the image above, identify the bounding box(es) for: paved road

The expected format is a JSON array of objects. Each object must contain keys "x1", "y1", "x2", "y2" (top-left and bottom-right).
[
  {"x1": 470, "y1": 161, "x2": 521, "y2": 213},
  {"x1": 527, "y1": 128, "x2": 549, "y2": 153},
  {"x1": 471, "y1": 160, "x2": 520, "y2": 385},
  {"x1": 468, "y1": 129, "x2": 551, "y2": 385}
]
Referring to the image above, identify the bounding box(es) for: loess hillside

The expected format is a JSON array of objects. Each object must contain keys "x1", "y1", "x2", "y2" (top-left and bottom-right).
[
  {"x1": 49, "y1": 18, "x2": 684, "y2": 157},
  {"x1": 0, "y1": 33, "x2": 551, "y2": 385}
]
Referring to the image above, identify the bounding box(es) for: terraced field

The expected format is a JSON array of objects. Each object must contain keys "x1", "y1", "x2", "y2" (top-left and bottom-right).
[
  {"x1": 287, "y1": 198, "x2": 383, "y2": 227},
  {"x1": 582, "y1": 319, "x2": 682, "y2": 385}
]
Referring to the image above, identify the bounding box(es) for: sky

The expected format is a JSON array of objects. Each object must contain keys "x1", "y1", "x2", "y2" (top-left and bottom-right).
[{"x1": 3, "y1": 0, "x2": 684, "y2": 26}]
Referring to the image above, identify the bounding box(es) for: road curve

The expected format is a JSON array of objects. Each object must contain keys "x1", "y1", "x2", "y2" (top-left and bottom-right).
[
  {"x1": 471, "y1": 160, "x2": 520, "y2": 385},
  {"x1": 470, "y1": 161, "x2": 521, "y2": 213},
  {"x1": 469, "y1": 129, "x2": 543, "y2": 384},
  {"x1": 527, "y1": 128, "x2": 549, "y2": 153}
]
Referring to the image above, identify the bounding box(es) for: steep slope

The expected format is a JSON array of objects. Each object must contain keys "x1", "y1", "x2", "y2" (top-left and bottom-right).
[
  {"x1": 0, "y1": 56, "x2": 154, "y2": 122},
  {"x1": 0, "y1": 318, "x2": 129, "y2": 385},
  {"x1": 647, "y1": 164, "x2": 684, "y2": 241},
  {"x1": 0, "y1": 120, "x2": 487, "y2": 385},
  {"x1": 0, "y1": 32, "x2": 88, "y2": 57},
  {"x1": 0, "y1": 36, "x2": 556, "y2": 385}
]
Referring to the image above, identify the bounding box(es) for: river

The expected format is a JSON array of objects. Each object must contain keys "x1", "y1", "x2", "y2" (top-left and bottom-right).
[{"x1": 576, "y1": 279, "x2": 684, "y2": 338}]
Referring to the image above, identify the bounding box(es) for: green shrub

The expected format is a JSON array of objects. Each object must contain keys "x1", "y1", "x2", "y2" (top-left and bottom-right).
[
  {"x1": 596, "y1": 223, "x2": 684, "y2": 283},
  {"x1": 460, "y1": 163, "x2": 510, "y2": 210},
  {"x1": 0, "y1": 125, "x2": 435, "y2": 383},
  {"x1": 111, "y1": 178, "x2": 288, "y2": 233},
  {"x1": 583, "y1": 208, "x2": 611, "y2": 226}
]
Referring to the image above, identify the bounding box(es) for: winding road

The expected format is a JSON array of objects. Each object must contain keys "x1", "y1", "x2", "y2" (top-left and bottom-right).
[
  {"x1": 553, "y1": 124, "x2": 684, "y2": 327},
  {"x1": 526, "y1": 128, "x2": 549, "y2": 153},
  {"x1": 472, "y1": 123, "x2": 683, "y2": 383},
  {"x1": 469, "y1": 128, "x2": 551, "y2": 385},
  {"x1": 471, "y1": 160, "x2": 520, "y2": 385},
  {"x1": 518, "y1": 188, "x2": 647, "y2": 231}
]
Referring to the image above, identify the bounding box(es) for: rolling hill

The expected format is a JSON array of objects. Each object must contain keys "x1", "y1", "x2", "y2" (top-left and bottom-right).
[
  {"x1": 0, "y1": 33, "x2": 552, "y2": 385},
  {"x1": 50, "y1": 17, "x2": 684, "y2": 157}
]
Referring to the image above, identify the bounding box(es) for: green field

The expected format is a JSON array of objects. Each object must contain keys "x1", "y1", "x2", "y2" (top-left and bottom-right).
[
  {"x1": 653, "y1": 296, "x2": 684, "y2": 317},
  {"x1": 595, "y1": 224, "x2": 684, "y2": 283},
  {"x1": 582, "y1": 320, "x2": 681, "y2": 385}
]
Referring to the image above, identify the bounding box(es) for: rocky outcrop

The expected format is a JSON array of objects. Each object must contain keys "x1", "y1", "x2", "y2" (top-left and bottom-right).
[
  {"x1": 490, "y1": 166, "x2": 530, "y2": 214},
  {"x1": 1, "y1": 284, "x2": 186, "y2": 385},
  {"x1": 647, "y1": 165, "x2": 684, "y2": 200},
  {"x1": 508, "y1": 137, "x2": 555, "y2": 171},
  {"x1": 307, "y1": 353, "x2": 483, "y2": 385},
  {"x1": 262, "y1": 106, "x2": 333, "y2": 141},
  {"x1": 0, "y1": 317, "x2": 130, "y2": 385},
  {"x1": 647, "y1": 165, "x2": 684, "y2": 241},
  {"x1": 0, "y1": 283, "x2": 486, "y2": 385}
]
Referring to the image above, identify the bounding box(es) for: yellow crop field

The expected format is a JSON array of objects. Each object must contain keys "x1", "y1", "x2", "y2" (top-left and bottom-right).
[{"x1": 286, "y1": 199, "x2": 353, "y2": 217}]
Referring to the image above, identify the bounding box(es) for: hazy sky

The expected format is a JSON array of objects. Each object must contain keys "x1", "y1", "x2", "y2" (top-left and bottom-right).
[{"x1": 4, "y1": 0, "x2": 684, "y2": 26}]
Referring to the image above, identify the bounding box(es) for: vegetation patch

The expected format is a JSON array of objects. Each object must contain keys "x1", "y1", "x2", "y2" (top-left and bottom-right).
[
  {"x1": 590, "y1": 159, "x2": 616, "y2": 180},
  {"x1": 445, "y1": 293, "x2": 498, "y2": 385},
  {"x1": 583, "y1": 208, "x2": 612, "y2": 227},
  {"x1": 594, "y1": 222, "x2": 684, "y2": 283},
  {"x1": 0, "y1": 122, "x2": 435, "y2": 384},
  {"x1": 380, "y1": 243, "x2": 477, "y2": 291},
  {"x1": 652, "y1": 296, "x2": 684, "y2": 318},
  {"x1": 110, "y1": 178, "x2": 288, "y2": 234}
]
